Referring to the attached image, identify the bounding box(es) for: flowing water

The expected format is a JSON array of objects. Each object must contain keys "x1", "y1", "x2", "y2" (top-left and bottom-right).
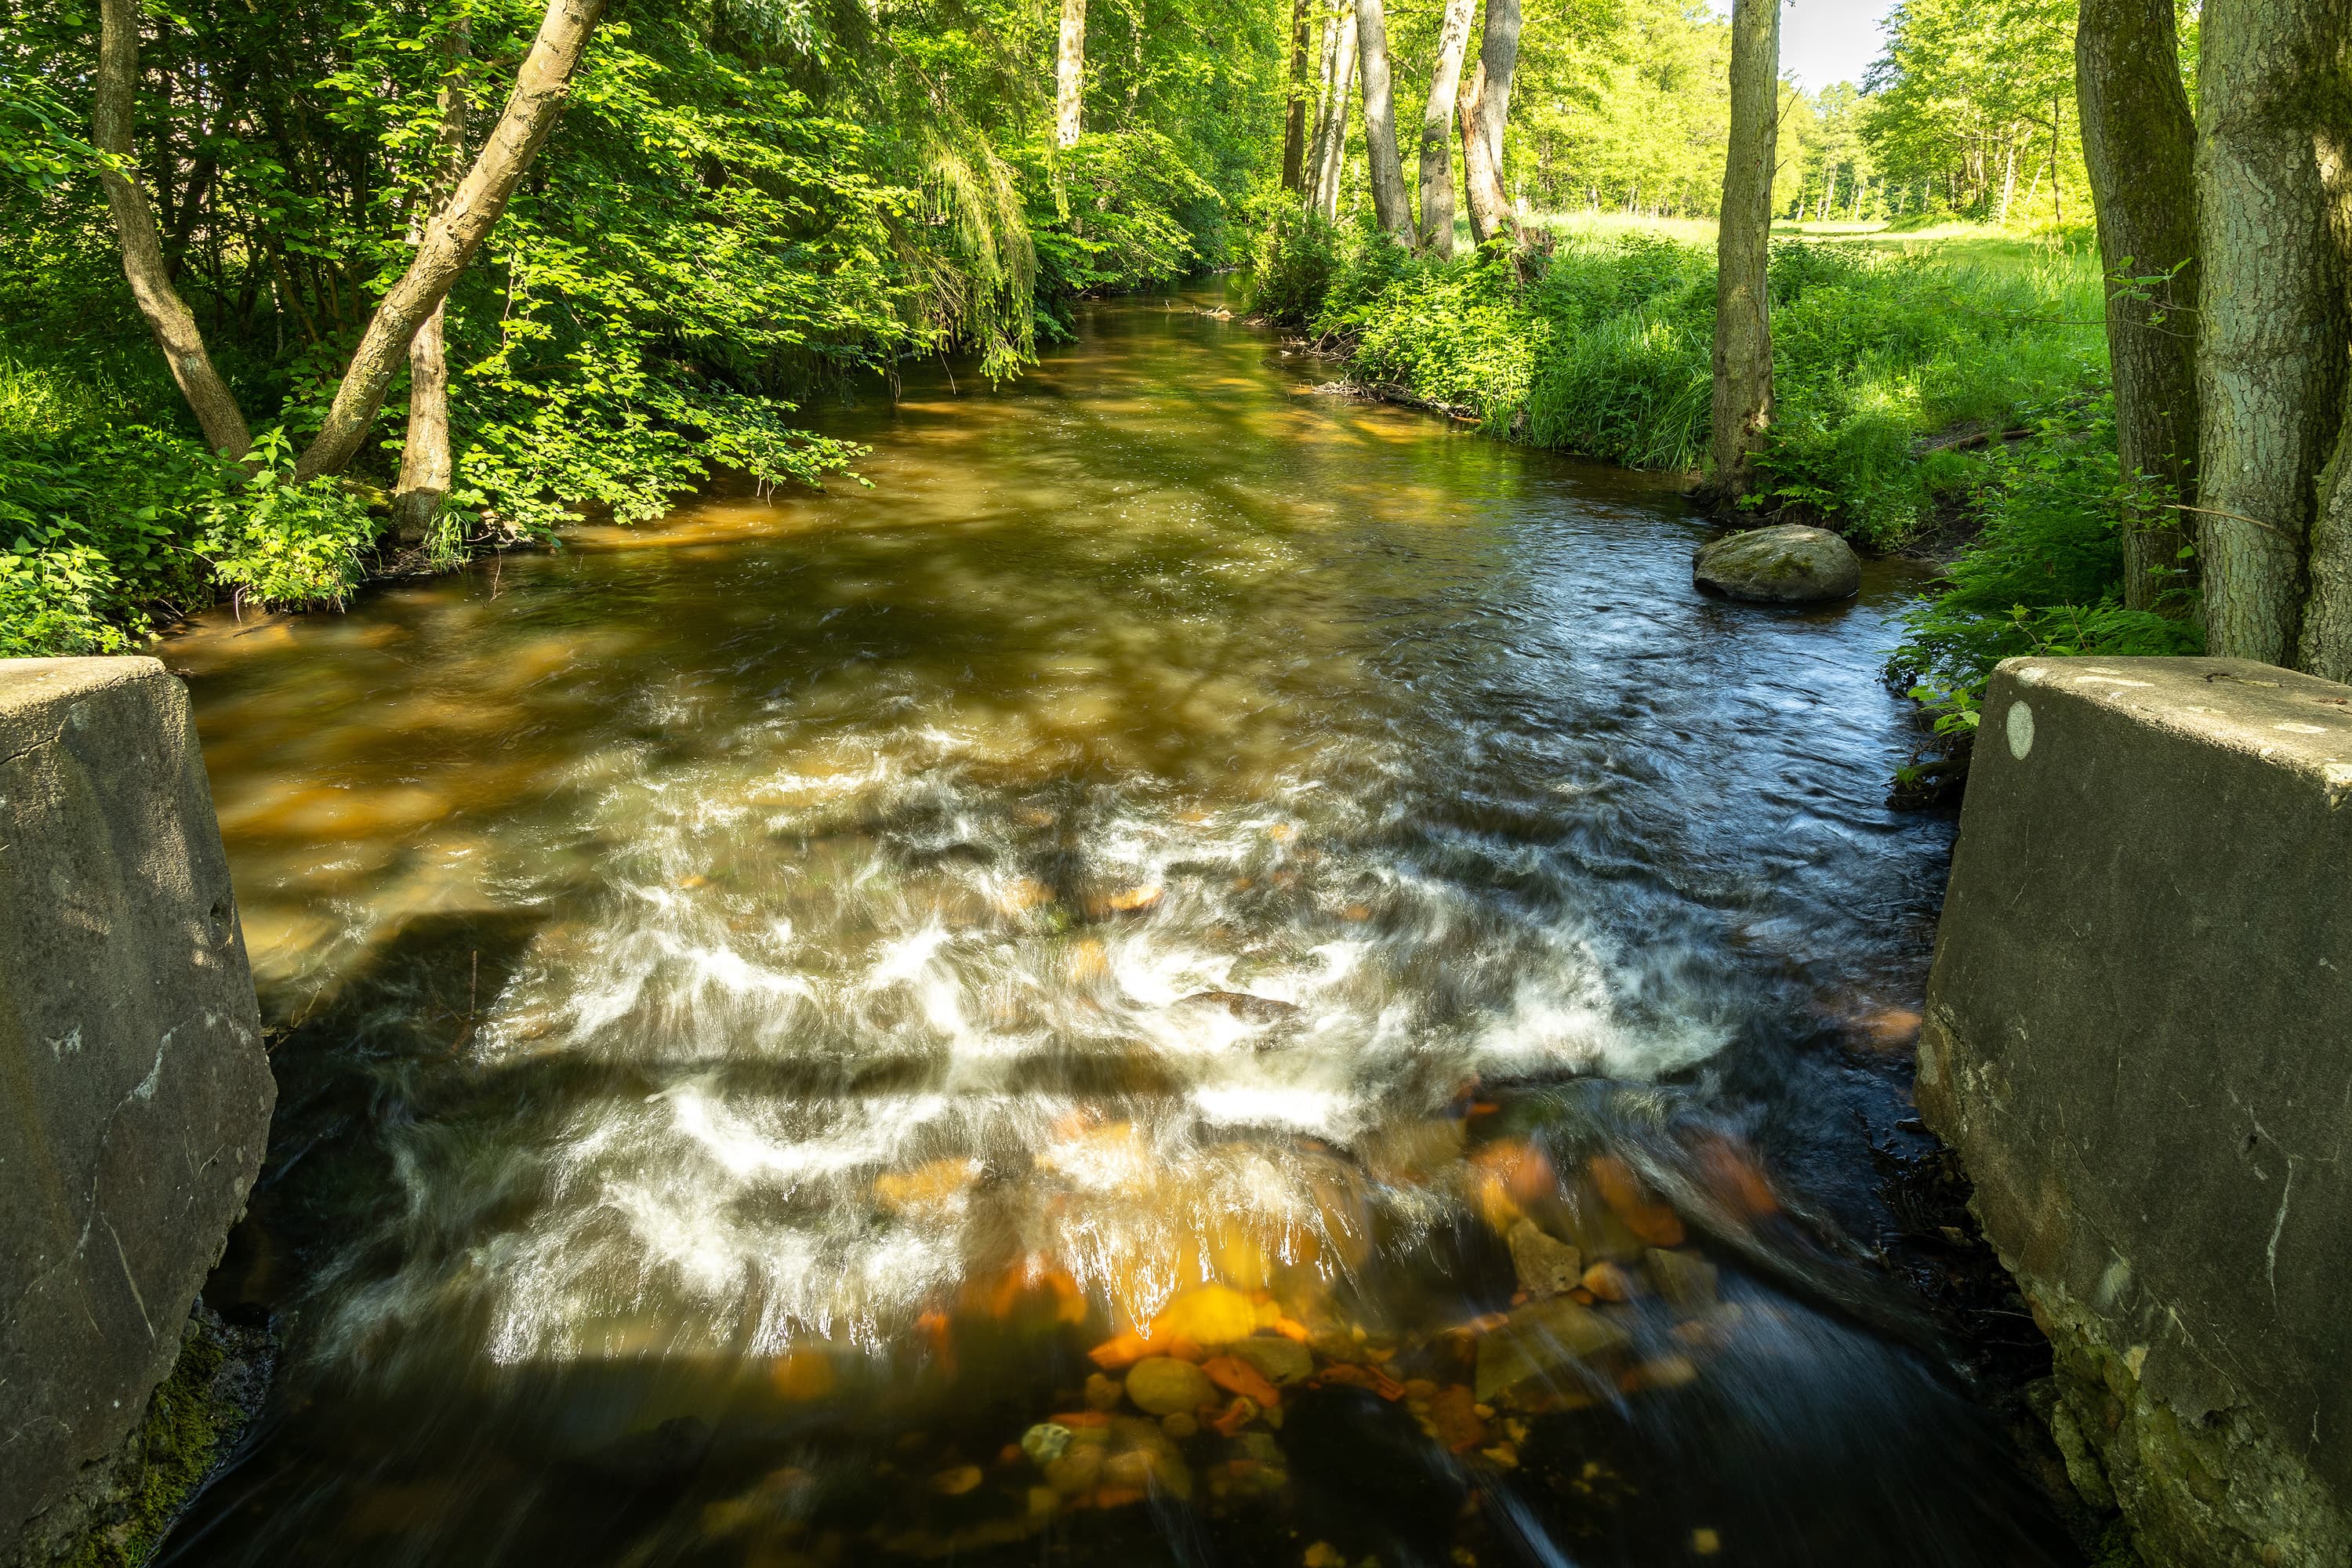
[{"x1": 163, "y1": 289, "x2": 2072, "y2": 1567}]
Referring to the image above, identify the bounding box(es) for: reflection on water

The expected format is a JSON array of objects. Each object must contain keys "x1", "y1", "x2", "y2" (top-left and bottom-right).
[{"x1": 166, "y1": 289, "x2": 2069, "y2": 1566}]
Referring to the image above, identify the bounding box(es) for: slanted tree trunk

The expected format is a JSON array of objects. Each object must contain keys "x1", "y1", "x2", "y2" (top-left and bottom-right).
[
  {"x1": 1353, "y1": 0, "x2": 1412, "y2": 236},
  {"x1": 1282, "y1": 0, "x2": 1311, "y2": 193},
  {"x1": 2194, "y1": 0, "x2": 2349, "y2": 664},
  {"x1": 1708, "y1": 0, "x2": 1778, "y2": 503},
  {"x1": 296, "y1": 0, "x2": 606, "y2": 481},
  {"x1": 1312, "y1": 3, "x2": 1359, "y2": 219},
  {"x1": 393, "y1": 20, "x2": 473, "y2": 541},
  {"x1": 1458, "y1": 0, "x2": 1520, "y2": 245},
  {"x1": 2076, "y1": 0, "x2": 2200, "y2": 612},
  {"x1": 1414, "y1": 0, "x2": 1476, "y2": 256},
  {"x1": 94, "y1": 0, "x2": 250, "y2": 459},
  {"x1": 1056, "y1": 0, "x2": 1087, "y2": 146}
]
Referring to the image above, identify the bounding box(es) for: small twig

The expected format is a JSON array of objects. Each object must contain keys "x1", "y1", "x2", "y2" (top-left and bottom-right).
[{"x1": 2172, "y1": 502, "x2": 2296, "y2": 540}]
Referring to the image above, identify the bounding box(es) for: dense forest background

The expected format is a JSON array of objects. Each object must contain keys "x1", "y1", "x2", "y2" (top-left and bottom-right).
[{"x1": 0, "y1": 0, "x2": 2246, "y2": 753}]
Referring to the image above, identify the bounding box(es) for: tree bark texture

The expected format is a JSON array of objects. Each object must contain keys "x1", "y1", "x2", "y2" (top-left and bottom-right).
[
  {"x1": 1458, "y1": 0, "x2": 1520, "y2": 245},
  {"x1": 1414, "y1": 0, "x2": 1476, "y2": 256},
  {"x1": 2194, "y1": 0, "x2": 2349, "y2": 664},
  {"x1": 296, "y1": 0, "x2": 606, "y2": 481},
  {"x1": 1304, "y1": 2, "x2": 1343, "y2": 205},
  {"x1": 394, "y1": 21, "x2": 473, "y2": 541},
  {"x1": 94, "y1": 0, "x2": 252, "y2": 459},
  {"x1": 1312, "y1": 2, "x2": 1358, "y2": 219},
  {"x1": 2295, "y1": 115, "x2": 2352, "y2": 678},
  {"x1": 1282, "y1": 0, "x2": 1311, "y2": 193},
  {"x1": 1056, "y1": 0, "x2": 1087, "y2": 147},
  {"x1": 2075, "y1": 0, "x2": 2201, "y2": 611},
  {"x1": 1353, "y1": 0, "x2": 1411, "y2": 235},
  {"x1": 1708, "y1": 0, "x2": 1778, "y2": 498}
]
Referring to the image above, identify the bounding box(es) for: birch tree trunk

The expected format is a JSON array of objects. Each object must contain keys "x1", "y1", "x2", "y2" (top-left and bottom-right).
[
  {"x1": 1414, "y1": 0, "x2": 1476, "y2": 256},
  {"x1": 1353, "y1": 0, "x2": 1412, "y2": 236},
  {"x1": 93, "y1": 0, "x2": 252, "y2": 459},
  {"x1": 2194, "y1": 0, "x2": 2349, "y2": 664},
  {"x1": 1708, "y1": 0, "x2": 1778, "y2": 501},
  {"x1": 393, "y1": 21, "x2": 473, "y2": 541},
  {"x1": 1312, "y1": 5, "x2": 1359, "y2": 219},
  {"x1": 295, "y1": 0, "x2": 606, "y2": 481},
  {"x1": 1303, "y1": 2, "x2": 1343, "y2": 206},
  {"x1": 1458, "y1": 0, "x2": 1520, "y2": 245},
  {"x1": 1282, "y1": 0, "x2": 1311, "y2": 193},
  {"x1": 2076, "y1": 0, "x2": 2200, "y2": 611},
  {"x1": 1056, "y1": 0, "x2": 1087, "y2": 147}
]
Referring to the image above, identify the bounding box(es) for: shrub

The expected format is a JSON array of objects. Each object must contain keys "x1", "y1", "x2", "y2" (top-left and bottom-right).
[
  {"x1": 1243, "y1": 206, "x2": 1341, "y2": 329},
  {"x1": 1890, "y1": 395, "x2": 2201, "y2": 735},
  {"x1": 194, "y1": 430, "x2": 382, "y2": 612}
]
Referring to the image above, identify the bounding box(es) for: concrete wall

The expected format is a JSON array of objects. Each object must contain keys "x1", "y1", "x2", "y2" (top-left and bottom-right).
[
  {"x1": 1918, "y1": 656, "x2": 2352, "y2": 1568},
  {"x1": 0, "y1": 658, "x2": 273, "y2": 1560}
]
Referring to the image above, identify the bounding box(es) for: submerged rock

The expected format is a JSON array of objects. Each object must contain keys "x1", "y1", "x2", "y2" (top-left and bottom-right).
[
  {"x1": 1473, "y1": 1298, "x2": 1632, "y2": 1401},
  {"x1": 1126, "y1": 1356, "x2": 1218, "y2": 1416},
  {"x1": 1174, "y1": 990, "x2": 1300, "y2": 1025},
  {"x1": 1021, "y1": 1422, "x2": 1073, "y2": 1465},
  {"x1": 1644, "y1": 1247, "x2": 1720, "y2": 1312},
  {"x1": 1223, "y1": 1334, "x2": 1314, "y2": 1387},
  {"x1": 1692, "y1": 524, "x2": 1860, "y2": 604},
  {"x1": 1506, "y1": 1218, "x2": 1582, "y2": 1300}
]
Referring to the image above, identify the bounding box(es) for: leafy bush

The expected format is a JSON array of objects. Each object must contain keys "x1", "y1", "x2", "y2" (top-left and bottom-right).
[
  {"x1": 1891, "y1": 396, "x2": 2201, "y2": 733},
  {"x1": 194, "y1": 431, "x2": 381, "y2": 612},
  {"x1": 1243, "y1": 206, "x2": 1341, "y2": 328},
  {"x1": 1348, "y1": 241, "x2": 1539, "y2": 416}
]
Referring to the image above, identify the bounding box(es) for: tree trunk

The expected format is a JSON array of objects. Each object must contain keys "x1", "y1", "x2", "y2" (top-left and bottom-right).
[
  {"x1": 93, "y1": 0, "x2": 251, "y2": 459},
  {"x1": 2295, "y1": 123, "x2": 2352, "y2": 677},
  {"x1": 1312, "y1": 4, "x2": 1358, "y2": 219},
  {"x1": 1414, "y1": 0, "x2": 1476, "y2": 256},
  {"x1": 1056, "y1": 0, "x2": 1087, "y2": 147},
  {"x1": 1708, "y1": 0, "x2": 1778, "y2": 501},
  {"x1": 296, "y1": 0, "x2": 606, "y2": 482},
  {"x1": 2194, "y1": 0, "x2": 2349, "y2": 664},
  {"x1": 1353, "y1": 0, "x2": 1412, "y2": 236},
  {"x1": 1304, "y1": 2, "x2": 1343, "y2": 207},
  {"x1": 1282, "y1": 0, "x2": 1311, "y2": 193},
  {"x1": 2076, "y1": 0, "x2": 2200, "y2": 611},
  {"x1": 1458, "y1": 0, "x2": 1520, "y2": 245},
  {"x1": 393, "y1": 20, "x2": 473, "y2": 542}
]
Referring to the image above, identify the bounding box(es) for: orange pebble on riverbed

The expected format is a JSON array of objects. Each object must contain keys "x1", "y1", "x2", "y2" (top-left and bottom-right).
[
  {"x1": 1590, "y1": 1155, "x2": 1686, "y2": 1246},
  {"x1": 1203, "y1": 1356, "x2": 1280, "y2": 1407}
]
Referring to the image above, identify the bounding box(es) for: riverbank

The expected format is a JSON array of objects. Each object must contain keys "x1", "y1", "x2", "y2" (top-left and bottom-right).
[{"x1": 1247, "y1": 215, "x2": 2203, "y2": 750}]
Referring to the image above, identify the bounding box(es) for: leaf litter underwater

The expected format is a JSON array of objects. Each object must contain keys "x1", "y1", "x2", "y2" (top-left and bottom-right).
[{"x1": 163, "y1": 289, "x2": 2078, "y2": 1567}]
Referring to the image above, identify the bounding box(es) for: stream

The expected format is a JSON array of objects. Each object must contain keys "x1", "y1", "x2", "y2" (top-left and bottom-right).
[{"x1": 162, "y1": 286, "x2": 2074, "y2": 1566}]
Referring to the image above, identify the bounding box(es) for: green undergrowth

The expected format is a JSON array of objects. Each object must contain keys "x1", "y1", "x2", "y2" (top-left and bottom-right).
[{"x1": 1248, "y1": 216, "x2": 2203, "y2": 753}]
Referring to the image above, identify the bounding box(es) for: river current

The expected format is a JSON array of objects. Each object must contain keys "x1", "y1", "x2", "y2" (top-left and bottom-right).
[{"x1": 163, "y1": 289, "x2": 2073, "y2": 1566}]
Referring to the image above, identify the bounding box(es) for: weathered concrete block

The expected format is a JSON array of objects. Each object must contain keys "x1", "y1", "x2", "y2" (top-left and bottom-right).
[
  {"x1": 0, "y1": 658, "x2": 272, "y2": 1559},
  {"x1": 1918, "y1": 656, "x2": 2352, "y2": 1568}
]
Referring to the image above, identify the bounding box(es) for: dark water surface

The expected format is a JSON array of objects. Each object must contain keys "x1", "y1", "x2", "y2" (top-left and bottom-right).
[{"x1": 164, "y1": 290, "x2": 2069, "y2": 1566}]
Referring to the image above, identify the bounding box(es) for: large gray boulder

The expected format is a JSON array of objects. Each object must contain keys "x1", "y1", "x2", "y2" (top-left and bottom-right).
[
  {"x1": 0, "y1": 658, "x2": 273, "y2": 1563},
  {"x1": 1692, "y1": 523, "x2": 1860, "y2": 604}
]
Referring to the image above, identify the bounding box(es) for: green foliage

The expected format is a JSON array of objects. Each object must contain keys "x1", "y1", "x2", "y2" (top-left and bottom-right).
[
  {"x1": 0, "y1": 358, "x2": 217, "y2": 655},
  {"x1": 1892, "y1": 395, "x2": 2201, "y2": 733},
  {"x1": 195, "y1": 430, "x2": 381, "y2": 611},
  {"x1": 1243, "y1": 206, "x2": 1341, "y2": 330},
  {"x1": 1521, "y1": 233, "x2": 1714, "y2": 468},
  {"x1": 0, "y1": 0, "x2": 1287, "y2": 654},
  {"x1": 1350, "y1": 241, "x2": 1542, "y2": 419}
]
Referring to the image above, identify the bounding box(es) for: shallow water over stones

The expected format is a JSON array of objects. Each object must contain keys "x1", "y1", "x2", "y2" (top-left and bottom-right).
[{"x1": 163, "y1": 286, "x2": 2071, "y2": 1566}]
